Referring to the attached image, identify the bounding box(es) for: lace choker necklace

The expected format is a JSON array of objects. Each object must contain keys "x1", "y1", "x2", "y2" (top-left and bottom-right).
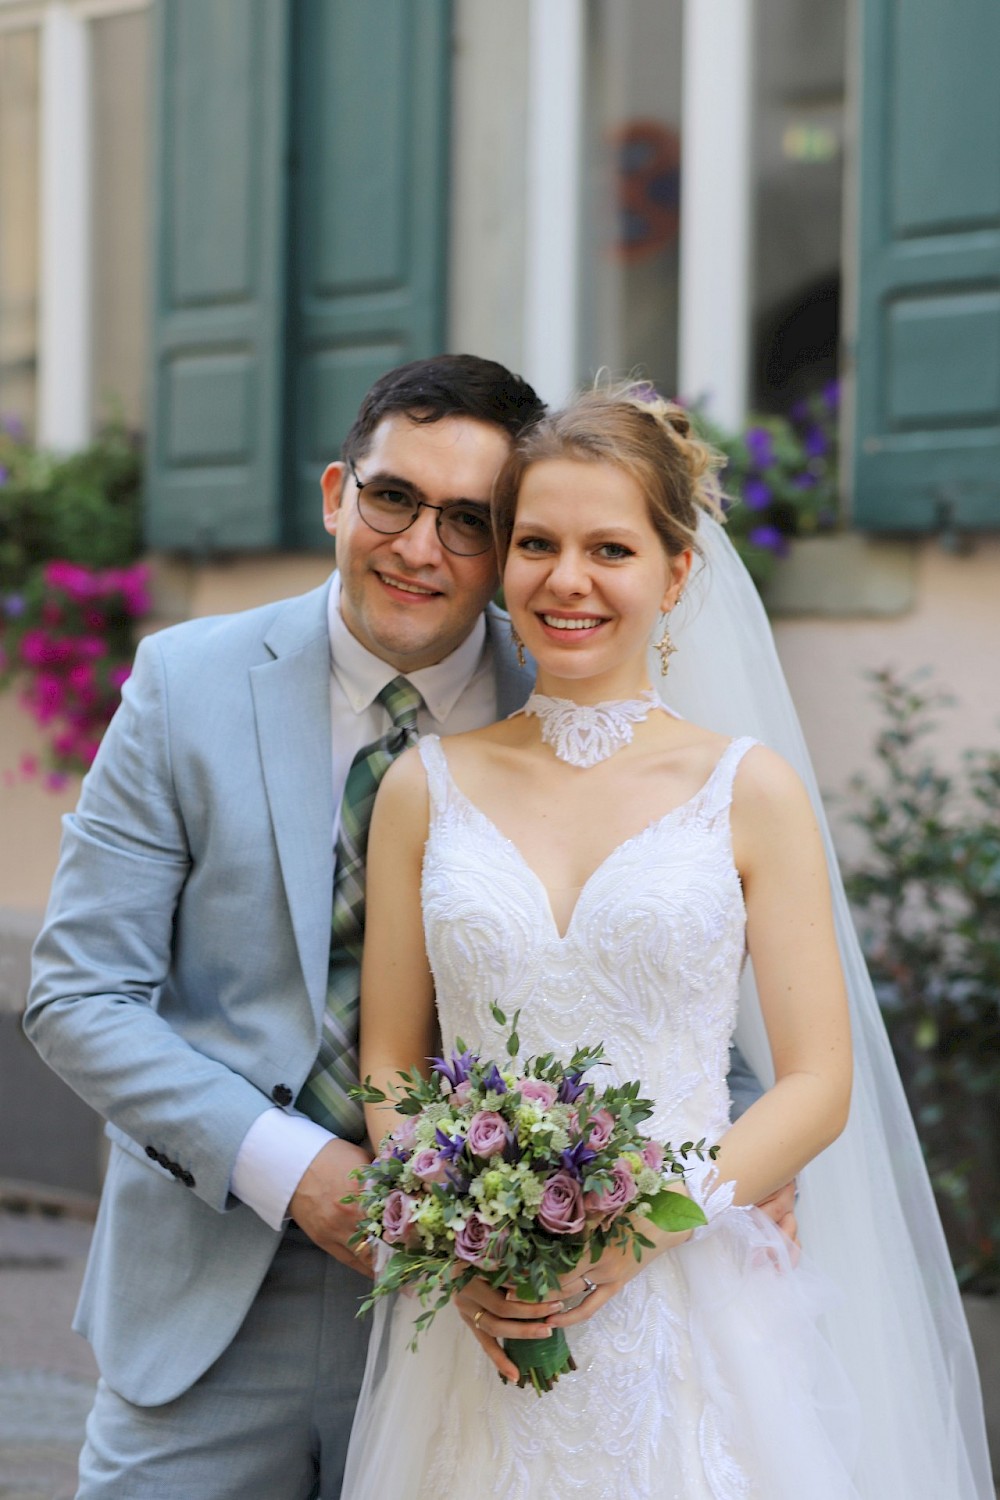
[{"x1": 520, "y1": 689, "x2": 662, "y2": 768}]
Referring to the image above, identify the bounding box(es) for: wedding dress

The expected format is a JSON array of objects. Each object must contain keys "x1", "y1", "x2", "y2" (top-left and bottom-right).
[
  {"x1": 343, "y1": 733, "x2": 862, "y2": 1499},
  {"x1": 344, "y1": 516, "x2": 992, "y2": 1498}
]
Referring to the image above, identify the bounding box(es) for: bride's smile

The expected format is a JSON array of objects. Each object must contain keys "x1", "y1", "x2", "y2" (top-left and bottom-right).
[{"x1": 503, "y1": 456, "x2": 688, "y2": 699}]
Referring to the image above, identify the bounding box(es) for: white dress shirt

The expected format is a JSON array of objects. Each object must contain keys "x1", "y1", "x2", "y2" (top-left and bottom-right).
[{"x1": 231, "y1": 574, "x2": 498, "y2": 1228}]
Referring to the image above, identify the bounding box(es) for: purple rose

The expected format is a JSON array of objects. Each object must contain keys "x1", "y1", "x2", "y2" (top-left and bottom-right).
[
  {"x1": 466, "y1": 1110, "x2": 508, "y2": 1158},
  {"x1": 411, "y1": 1149, "x2": 447, "y2": 1184},
  {"x1": 640, "y1": 1140, "x2": 664, "y2": 1171},
  {"x1": 454, "y1": 1211, "x2": 492, "y2": 1264},
  {"x1": 519, "y1": 1078, "x2": 557, "y2": 1110},
  {"x1": 392, "y1": 1115, "x2": 419, "y2": 1149},
  {"x1": 584, "y1": 1159, "x2": 638, "y2": 1222},
  {"x1": 538, "y1": 1170, "x2": 586, "y2": 1236},
  {"x1": 381, "y1": 1189, "x2": 418, "y2": 1246},
  {"x1": 587, "y1": 1108, "x2": 615, "y2": 1149}
]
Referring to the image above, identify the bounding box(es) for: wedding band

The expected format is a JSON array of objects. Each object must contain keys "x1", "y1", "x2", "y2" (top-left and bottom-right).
[{"x1": 473, "y1": 1308, "x2": 485, "y2": 1330}]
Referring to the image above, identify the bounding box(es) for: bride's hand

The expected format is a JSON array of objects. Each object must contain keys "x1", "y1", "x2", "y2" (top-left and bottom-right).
[
  {"x1": 454, "y1": 1278, "x2": 566, "y2": 1383},
  {"x1": 546, "y1": 1218, "x2": 694, "y2": 1331}
]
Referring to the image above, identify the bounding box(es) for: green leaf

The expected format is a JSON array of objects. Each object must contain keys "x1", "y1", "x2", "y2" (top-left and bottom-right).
[{"x1": 645, "y1": 1190, "x2": 708, "y2": 1233}]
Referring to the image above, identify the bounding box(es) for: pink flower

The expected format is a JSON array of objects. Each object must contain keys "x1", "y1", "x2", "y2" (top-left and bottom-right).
[
  {"x1": 83, "y1": 608, "x2": 106, "y2": 630},
  {"x1": 538, "y1": 1170, "x2": 586, "y2": 1236},
  {"x1": 411, "y1": 1149, "x2": 448, "y2": 1184},
  {"x1": 33, "y1": 673, "x2": 66, "y2": 721},
  {"x1": 44, "y1": 771, "x2": 70, "y2": 792},
  {"x1": 451, "y1": 1078, "x2": 473, "y2": 1105},
  {"x1": 519, "y1": 1078, "x2": 557, "y2": 1110},
  {"x1": 76, "y1": 635, "x2": 107, "y2": 660},
  {"x1": 584, "y1": 1159, "x2": 638, "y2": 1222},
  {"x1": 381, "y1": 1189, "x2": 418, "y2": 1246},
  {"x1": 454, "y1": 1212, "x2": 492, "y2": 1264},
  {"x1": 44, "y1": 560, "x2": 95, "y2": 599},
  {"x1": 587, "y1": 1108, "x2": 615, "y2": 1149},
  {"x1": 640, "y1": 1140, "x2": 665, "y2": 1172},
  {"x1": 466, "y1": 1110, "x2": 508, "y2": 1158},
  {"x1": 392, "y1": 1115, "x2": 419, "y2": 1149},
  {"x1": 19, "y1": 754, "x2": 38, "y2": 779}
]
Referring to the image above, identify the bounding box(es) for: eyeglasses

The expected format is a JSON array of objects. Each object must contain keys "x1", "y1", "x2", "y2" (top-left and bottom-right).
[{"x1": 348, "y1": 460, "x2": 494, "y2": 557}]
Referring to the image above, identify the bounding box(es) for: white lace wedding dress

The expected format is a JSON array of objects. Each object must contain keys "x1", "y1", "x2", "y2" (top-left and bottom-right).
[{"x1": 342, "y1": 734, "x2": 862, "y2": 1500}]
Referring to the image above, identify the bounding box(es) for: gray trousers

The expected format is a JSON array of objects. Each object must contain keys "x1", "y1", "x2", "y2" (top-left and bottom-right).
[{"x1": 76, "y1": 1225, "x2": 371, "y2": 1500}]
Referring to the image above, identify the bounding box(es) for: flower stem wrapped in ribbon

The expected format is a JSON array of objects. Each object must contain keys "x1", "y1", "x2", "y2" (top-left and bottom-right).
[{"x1": 348, "y1": 1008, "x2": 716, "y2": 1394}]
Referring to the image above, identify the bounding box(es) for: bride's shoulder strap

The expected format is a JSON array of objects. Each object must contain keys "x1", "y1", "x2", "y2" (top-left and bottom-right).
[
  {"x1": 699, "y1": 736, "x2": 760, "y2": 822},
  {"x1": 416, "y1": 734, "x2": 452, "y2": 812}
]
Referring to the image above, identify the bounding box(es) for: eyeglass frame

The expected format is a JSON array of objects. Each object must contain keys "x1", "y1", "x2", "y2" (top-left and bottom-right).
[{"x1": 347, "y1": 459, "x2": 495, "y2": 557}]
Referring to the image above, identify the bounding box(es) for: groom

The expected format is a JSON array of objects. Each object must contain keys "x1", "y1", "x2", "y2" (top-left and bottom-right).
[{"x1": 26, "y1": 354, "x2": 775, "y2": 1499}]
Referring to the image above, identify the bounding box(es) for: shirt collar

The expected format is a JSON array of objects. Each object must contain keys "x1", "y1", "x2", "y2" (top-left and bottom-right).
[{"x1": 327, "y1": 572, "x2": 488, "y2": 721}]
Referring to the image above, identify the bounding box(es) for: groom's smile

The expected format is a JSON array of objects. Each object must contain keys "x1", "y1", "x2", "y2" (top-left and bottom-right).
[{"x1": 321, "y1": 413, "x2": 509, "y2": 672}]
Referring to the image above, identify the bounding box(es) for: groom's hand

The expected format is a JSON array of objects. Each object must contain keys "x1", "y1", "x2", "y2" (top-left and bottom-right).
[
  {"x1": 290, "y1": 1139, "x2": 374, "y2": 1278},
  {"x1": 756, "y1": 1179, "x2": 799, "y2": 1248}
]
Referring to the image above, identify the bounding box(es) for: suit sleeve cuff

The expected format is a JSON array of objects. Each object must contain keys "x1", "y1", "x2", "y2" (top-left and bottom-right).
[{"x1": 230, "y1": 1109, "x2": 334, "y2": 1230}]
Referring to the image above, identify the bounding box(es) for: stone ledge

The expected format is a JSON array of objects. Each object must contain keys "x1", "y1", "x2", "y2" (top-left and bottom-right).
[{"x1": 760, "y1": 534, "x2": 918, "y2": 617}]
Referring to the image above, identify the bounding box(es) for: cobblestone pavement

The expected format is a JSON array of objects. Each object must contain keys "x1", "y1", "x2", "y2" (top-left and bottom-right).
[{"x1": 0, "y1": 1208, "x2": 96, "y2": 1500}]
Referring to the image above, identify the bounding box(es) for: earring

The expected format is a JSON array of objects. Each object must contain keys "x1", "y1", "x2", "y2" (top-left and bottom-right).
[
  {"x1": 654, "y1": 619, "x2": 677, "y2": 675},
  {"x1": 510, "y1": 623, "x2": 527, "y2": 670}
]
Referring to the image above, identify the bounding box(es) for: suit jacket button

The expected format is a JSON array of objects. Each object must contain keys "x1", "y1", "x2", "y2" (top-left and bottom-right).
[{"x1": 272, "y1": 1084, "x2": 293, "y2": 1107}]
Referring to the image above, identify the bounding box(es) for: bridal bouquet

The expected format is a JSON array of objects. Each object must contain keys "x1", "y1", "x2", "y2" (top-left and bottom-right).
[{"x1": 349, "y1": 1007, "x2": 715, "y2": 1393}]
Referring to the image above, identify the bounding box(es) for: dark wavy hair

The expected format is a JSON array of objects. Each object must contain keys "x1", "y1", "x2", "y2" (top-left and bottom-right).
[{"x1": 341, "y1": 354, "x2": 546, "y2": 465}]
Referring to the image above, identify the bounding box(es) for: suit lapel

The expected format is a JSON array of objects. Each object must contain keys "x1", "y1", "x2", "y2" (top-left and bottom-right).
[
  {"x1": 486, "y1": 604, "x2": 535, "y2": 717},
  {"x1": 251, "y1": 586, "x2": 334, "y2": 1021}
]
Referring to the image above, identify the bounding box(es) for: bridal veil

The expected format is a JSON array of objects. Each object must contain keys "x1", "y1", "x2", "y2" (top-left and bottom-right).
[{"x1": 656, "y1": 515, "x2": 992, "y2": 1497}]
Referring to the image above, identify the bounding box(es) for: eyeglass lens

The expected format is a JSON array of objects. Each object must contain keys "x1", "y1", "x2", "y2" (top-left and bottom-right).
[{"x1": 356, "y1": 481, "x2": 492, "y2": 556}]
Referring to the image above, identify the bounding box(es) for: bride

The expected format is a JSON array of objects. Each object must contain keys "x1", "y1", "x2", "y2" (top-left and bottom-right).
[{"x1": 343, "y1": 390, "x2": 992, "y2": 1498}]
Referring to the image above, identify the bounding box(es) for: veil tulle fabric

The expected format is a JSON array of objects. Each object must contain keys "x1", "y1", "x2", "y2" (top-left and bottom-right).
[{"x1": 653, "y1": 515, "x2": 992, "y2": 1497}]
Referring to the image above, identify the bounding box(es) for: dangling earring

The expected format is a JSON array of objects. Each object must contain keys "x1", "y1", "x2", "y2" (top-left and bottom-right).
[
  {"x1": 510, "y1": 623, "x2": 527, "y2": 670},
  {"x1": 654, "y1": 617, "x2": 677, "y2": 675}
]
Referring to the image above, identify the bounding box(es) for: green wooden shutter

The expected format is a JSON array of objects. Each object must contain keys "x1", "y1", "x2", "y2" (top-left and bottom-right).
[
  {"x1": 852, "y1": 0, "x2": 1000, "y2": 531},
  {"x1": 283, "y1": 0, "x2": 452, "y2": 548},
  {"x1": 145, "y1": 0, "x2": 291, "y2": 551}
]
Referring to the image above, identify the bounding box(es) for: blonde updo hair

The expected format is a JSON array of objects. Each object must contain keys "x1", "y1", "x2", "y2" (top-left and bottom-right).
[{"x1": 492, "y1": 385, "x2": 725, "y2": 567}]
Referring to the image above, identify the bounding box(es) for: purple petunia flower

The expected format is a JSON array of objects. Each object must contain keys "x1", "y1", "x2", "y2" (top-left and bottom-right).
[
  {"x1": 791, "y1": 472, "x2": 817, "y2": 490},
  {"x1": 0, "y1": 466, "x2": 9, "y2": 486},
  {"x1": 743, "y1": 477, "x2": 772, "y2": 511},
  {"x1": 744, "y1": 427, "x2": 776, "y2": 469},
  {"x1": 822, "y1": 379, "x2": 840, "y2": 411},
  {"x1": 2, "y1": 593, "x2": 26, "y2": 618},
  {"x1": 803, "y1": 425, "x2": 828, "y2": 459},
  {"x1": 749, "y1": 525, "x2": 790, "y2": 558}
]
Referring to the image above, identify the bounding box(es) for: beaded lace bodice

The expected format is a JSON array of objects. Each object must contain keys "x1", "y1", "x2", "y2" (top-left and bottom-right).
[
  {"x1": 346, "y1": 733, "x2": 860, "y2": 1500},
  {"x1": 419, "y1": 733, "x2": 757, "y2": 1148}
]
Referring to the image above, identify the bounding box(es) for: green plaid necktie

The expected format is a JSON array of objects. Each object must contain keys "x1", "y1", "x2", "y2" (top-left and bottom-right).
[{"x1": 297, "y1": 676, "x2": 423, "y2": 1140}]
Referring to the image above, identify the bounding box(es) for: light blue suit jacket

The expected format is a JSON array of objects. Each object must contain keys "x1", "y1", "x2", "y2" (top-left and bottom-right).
[{"x1": 24, "y1": 581, "x2": 533, "y2": 1406}]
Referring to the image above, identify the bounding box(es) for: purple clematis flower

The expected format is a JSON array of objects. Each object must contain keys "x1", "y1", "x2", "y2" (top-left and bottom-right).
[
  {"x1": 559, "y1": 1138, "x2": 597, "y2": 1181},
  {"x1": 481, "y1": 1062, "x2": 507, "y2": 1094},
  {"x1": 558, "y1": 1071, "x2": 587, "y2": 1105},
  {"x1": 434, "y1": 1127, "x2": 467, "y2": 1163},
  {"x1": 430, "y1": 1049, "x2": 477, "y2": 1090}
]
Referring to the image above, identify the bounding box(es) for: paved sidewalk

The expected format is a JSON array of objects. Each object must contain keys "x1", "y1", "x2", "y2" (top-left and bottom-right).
[{"x1": 0, "y1": 1205, "x2": 96, "y2": 1500}]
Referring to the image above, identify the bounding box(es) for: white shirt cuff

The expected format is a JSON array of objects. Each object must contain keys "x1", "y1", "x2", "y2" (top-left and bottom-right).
[{"x1": 230, "y1": 1108, "x2": 335, "y2": 1230}]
